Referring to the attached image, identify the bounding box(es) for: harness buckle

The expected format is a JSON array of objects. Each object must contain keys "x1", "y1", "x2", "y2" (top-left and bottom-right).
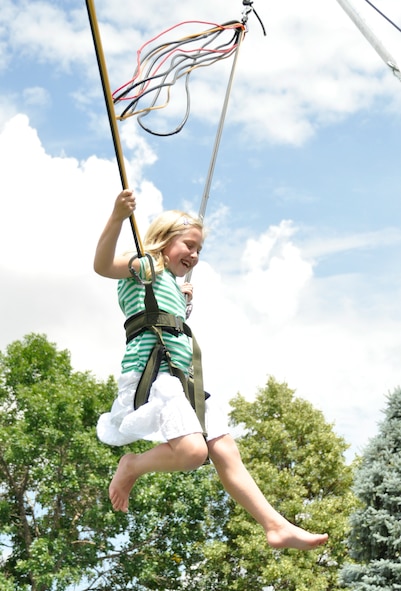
[{"x1": 175, "y1": 316, "x2": 181, "y2": 333}]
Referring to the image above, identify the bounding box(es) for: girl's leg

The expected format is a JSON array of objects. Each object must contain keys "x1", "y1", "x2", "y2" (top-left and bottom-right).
[
  {"x1": 110, "y1": 433, "x2": 208, "y2": 512},
  {"x1": 207, "y1": 434, "x2": 328, "y2": 550}
]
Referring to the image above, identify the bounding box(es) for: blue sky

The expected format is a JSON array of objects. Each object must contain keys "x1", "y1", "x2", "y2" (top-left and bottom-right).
[{"x1": 1, "y1": 0, "x2": 401, "y2": 465}]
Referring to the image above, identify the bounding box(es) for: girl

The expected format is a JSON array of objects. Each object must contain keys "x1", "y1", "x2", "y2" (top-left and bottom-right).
[{"x1": 94, "y1": 188, "x2": 328, "y2": 550}]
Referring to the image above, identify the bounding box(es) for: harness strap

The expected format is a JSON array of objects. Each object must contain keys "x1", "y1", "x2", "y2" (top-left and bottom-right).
[
  {"x1": 133, "y1": 343, "x2": 166, "y2": 410},
  {"x1": 125, "y1": 282, "x2": 208, "y2": 436},
  {"x1": 124, "y1": 311, "x2": 188, "y2": 343}
]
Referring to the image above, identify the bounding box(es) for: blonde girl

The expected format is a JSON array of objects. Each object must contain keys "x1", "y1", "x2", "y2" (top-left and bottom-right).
[{"x1": 94, "y1": 188, "x2": 328, "y2": 550}]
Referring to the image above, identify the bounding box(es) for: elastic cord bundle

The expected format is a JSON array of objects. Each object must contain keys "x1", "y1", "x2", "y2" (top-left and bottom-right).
[{"x1": 112, "y1": 20, "x2": 246, "y2": 136}]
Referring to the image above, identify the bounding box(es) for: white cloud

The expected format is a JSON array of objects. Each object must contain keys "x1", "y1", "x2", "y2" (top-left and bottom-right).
[
  {"x1": 1, "y1": 0, "x2": 401, "y2": 463},
  {"x1": 189, "y1": 242, "x2": 401, "y2": 460},
  {"x1": 302, "y1": 227, "x2": 401, "y2": 260},
  {"x1": 6, "y1": 2, "x2": 92, "y2": 70},
  {"x1": 2, "y1": 0, "x2": 400, "y2": 146},
  {"x1": 237, "y1": 221, "x2": 314, "y2": 323},
  {"x1": 1, "y1": 110, "x2": 401, "y2": 461},
  {"x1": 22, "y1": 86, "x2": 51, "y2": 107},
  {"x1": 0, "y1": 114, "x2": 160, "y2": 275},
  {"x1": 0, "y1": 95, "x2": 18, "y2": 129}
]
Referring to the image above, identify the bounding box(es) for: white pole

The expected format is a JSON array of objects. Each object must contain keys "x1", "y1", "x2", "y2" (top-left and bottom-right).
[{"x1": 335, "y1": 0, "x2": 401, "y2": 82}]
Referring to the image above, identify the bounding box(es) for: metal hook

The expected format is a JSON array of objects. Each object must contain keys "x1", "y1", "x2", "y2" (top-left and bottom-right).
[
  {"x1": 241, "y1": 0, "x2": 267, "y2": 36},
  {"x1": 128, "y1": 253, "x2": 156, "y2": 285}
]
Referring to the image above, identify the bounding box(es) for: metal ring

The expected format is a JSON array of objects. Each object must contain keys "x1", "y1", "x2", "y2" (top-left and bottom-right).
[{"x1": 128, "y1": 253, "x2": 156, "y2": 285}]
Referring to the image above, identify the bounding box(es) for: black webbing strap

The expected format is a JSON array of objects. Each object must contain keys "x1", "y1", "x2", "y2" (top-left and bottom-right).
[
  {"x1": 124, "y1": 311, "x2": 188, "y2": 343},
  {"x1": 125, "y1": 282, "x2": 208, "y2": 436},
  {"x1": 133, "y1": 342, "x2": 165, "y2": 410}
]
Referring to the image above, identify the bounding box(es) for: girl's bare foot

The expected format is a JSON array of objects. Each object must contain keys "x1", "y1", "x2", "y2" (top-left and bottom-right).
[
  {"x1": 109, "y1": 453, "x2": 138, "y2": 512},
  {"x1": 266, "y1": 520, "x2": 328, "y2": 550}
]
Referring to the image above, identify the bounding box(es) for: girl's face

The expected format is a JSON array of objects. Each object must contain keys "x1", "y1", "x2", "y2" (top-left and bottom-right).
[{"x1": 162, "y1": 227, "x2": 203, "y2": 277}]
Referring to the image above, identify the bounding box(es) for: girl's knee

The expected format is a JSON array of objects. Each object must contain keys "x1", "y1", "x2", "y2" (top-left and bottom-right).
[
  {"x1": 208, "y1": 434, "x2": 241, "y2": 465},
  {"x1": 179, "y1": 435, "x2": 208, "y2": 471}
]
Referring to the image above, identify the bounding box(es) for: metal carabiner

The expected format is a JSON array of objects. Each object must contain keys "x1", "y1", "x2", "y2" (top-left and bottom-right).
[
  {"x1": 241, "y1": 0, "x2": 267, "y2": 36},
  {"x1": 128, "y1": 253, "x2": 156, "y2": 285}
]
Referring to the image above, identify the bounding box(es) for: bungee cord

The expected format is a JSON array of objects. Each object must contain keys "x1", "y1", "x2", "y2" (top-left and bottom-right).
[
  {"x1": 112, "y1": 2, "x2": 265, "y2": 138},
  {"x1": 112, "y1": 20, "x2": 247, "y2": 136},
  {"x1": 183, "y1": 21, "x2": 246, "y2": 286},
  {"x1": 85, "y1": 0, "x2": 266, "y2": 272},
  {"x1": 85, "y1": 0, "x2": 144, "y2": 257},
  {"x1": 85, "y1": 0, "x2": 399, "y2": 272}
]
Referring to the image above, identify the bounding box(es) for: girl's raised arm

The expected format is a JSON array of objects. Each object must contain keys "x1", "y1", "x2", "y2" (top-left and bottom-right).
[{"x1": 94, "y1": 189, "x2": 140, "y2": 279}]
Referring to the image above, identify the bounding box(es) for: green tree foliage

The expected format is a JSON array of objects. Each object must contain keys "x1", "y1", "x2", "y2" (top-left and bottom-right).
[
  {"x1": 0, "y1": 335, "x2": 356, "y2": 590},
  {"x1": 98, "y1": 466, "x2": 227, "y2": 591},
  {"x1": 189, "y1": 377, "x2": 357, "y2": 591},
  {"x1": 0, "y1": 333, "x2": 122, "y2": 590},
  {"x1": 340, "y1": 386, "x2": 401, "y2": 591},
  {"x1": 0, "y1": 334, "x2": 227, "y2": 591}
]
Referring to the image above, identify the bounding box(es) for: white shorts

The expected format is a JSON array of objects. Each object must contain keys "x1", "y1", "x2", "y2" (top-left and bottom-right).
[{"x1": 96, "y1": 370, "x2": 229, "y2": 446}]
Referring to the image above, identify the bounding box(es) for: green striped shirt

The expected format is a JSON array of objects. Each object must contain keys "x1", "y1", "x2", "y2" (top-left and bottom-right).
[{"x1": 118, "y1": 258, "x2": 192, "y2": 375}]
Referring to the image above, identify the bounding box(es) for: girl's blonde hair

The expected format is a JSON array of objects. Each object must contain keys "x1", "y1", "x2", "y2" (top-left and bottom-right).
[{"x1": 143, "y1": 210, "x2": 204, "y2": 277}]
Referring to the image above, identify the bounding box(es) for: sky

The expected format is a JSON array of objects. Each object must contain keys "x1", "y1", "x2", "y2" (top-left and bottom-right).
[{"x1": 1, "y1": 0, "x2": 401, "y2": 462}]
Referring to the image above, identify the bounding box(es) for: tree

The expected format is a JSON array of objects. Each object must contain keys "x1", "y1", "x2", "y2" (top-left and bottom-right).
[
  {"x1": 339, "y1": 386, "x2": 401, "y2": 591},
  {"x1": 0, "y1": 334, "x2": 223, "y2": 590},
  {"x1": 188, "y1": 377, "x2": 357, "y2": 591},
  {"x1": 0, "y1": 333, "x2": 123, "y2": 590},
  {"x1": 0, "y1": 336, "x2": 357, "y2": 590}
]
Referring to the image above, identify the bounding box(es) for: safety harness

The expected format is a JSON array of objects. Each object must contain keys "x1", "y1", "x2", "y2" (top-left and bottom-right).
[{"x1": 124, "y1": 260, "x2": 208, "y2": 437}]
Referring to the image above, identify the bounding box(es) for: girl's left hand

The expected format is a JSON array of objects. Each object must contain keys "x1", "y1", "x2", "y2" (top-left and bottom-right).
[{"x1": 181, "y1": 282, "x2": 193, "y2": 302}]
